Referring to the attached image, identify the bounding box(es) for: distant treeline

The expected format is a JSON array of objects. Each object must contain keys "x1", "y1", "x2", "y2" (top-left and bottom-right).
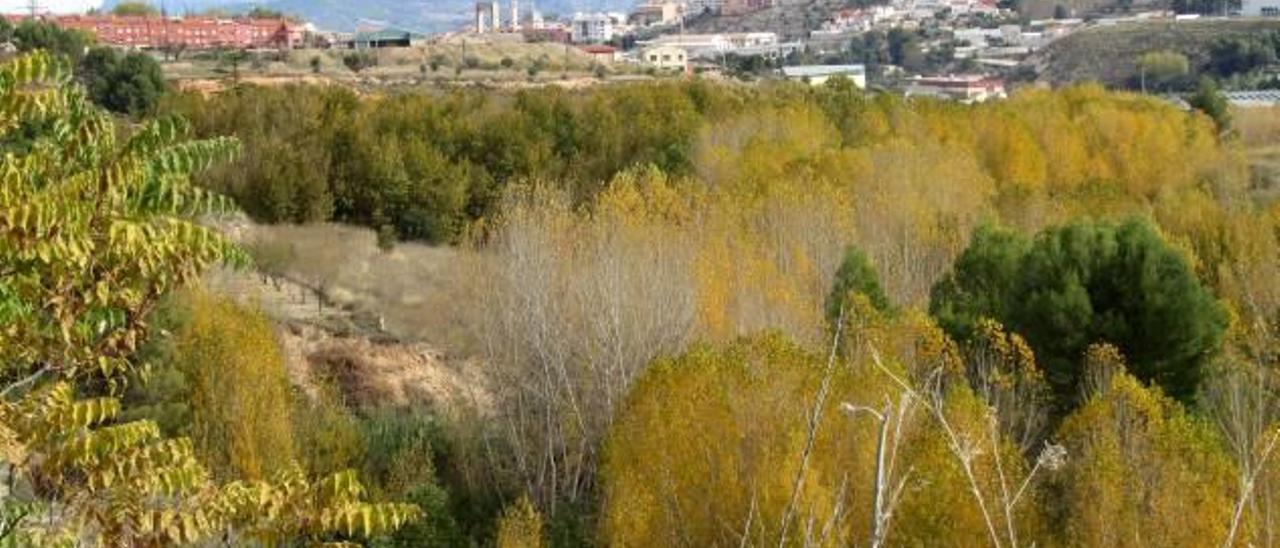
[{"x1": 165, "y1": 79, "x2": 1233, "y2": 245}]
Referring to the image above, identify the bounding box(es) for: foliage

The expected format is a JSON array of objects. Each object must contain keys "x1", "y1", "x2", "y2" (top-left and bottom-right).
[
  {"x1": 930, "y1": 218, "x2": 1227, "y2": 404},
  {"x1": 344, "y1": 51, "x2": 378, "y2": 73},
  {"x1": 292, "y1": 382, "x2": 366, "y2": 478},
  {"x1": 77, "y1": 47, "x2": 167, "y2": 116},
  {"x1": 496, "y1": 496, "x2": 544, "y2": 548},
  {"x1": 0, "y1": 50, "x2": 416, "y2": 544},
  {"x1": 1053, "y1": 362, "x2": 1237, "y2": 546},
  {"x1": 1190, "y1": 76, "x2": 1232, "y2": 134},
  {"x1": 601, "y1": 327, "x2": 1047, "y2": 547},
  {"x1": 1135, "y1": 50, "x2": 1190, "y2": 91},
  {"x1": 111, "y1": 1, "x2": 159, "y2": 16},
  {"x1": 11, "y1": 20, "x2": 93, "y2": 63},
  {"x1": 1206, "y1": 33, "x2": 1279, "y2": 78},
  {"x1": 826, "y1": 245, "x2": 892, "y2": 324},
  {"x1": 358, "y1": 409, "x2": 465, "y2": 547},
  {"x1": 172, "y1": 290, "x2": 296, "y2": 481}
]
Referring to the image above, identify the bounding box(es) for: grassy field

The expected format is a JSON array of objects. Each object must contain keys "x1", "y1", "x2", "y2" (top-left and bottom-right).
[{"x1": 1031, "y1": 18, "x2": 1280, "y2": 87}]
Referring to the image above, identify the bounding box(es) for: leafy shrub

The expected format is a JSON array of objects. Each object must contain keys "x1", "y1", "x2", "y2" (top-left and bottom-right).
[
  {"x1": 496, "y1": 496, "x2": 544, "y2": 548},
  {"x1": 77, "y1": 47, "x2": 167, "y2": 116},
  {"x1": 169, "y1": 291, "x2": 297, "y2": 480},
  {"x1": 826, "y1": 245, "x2": 892, "y2": 324},
  {"x1": 930, "y1": 218, "x2": 1227, "y2": 404},
  {"x1": 344, "y1": 50, "x2": 378, "y2": 73}
]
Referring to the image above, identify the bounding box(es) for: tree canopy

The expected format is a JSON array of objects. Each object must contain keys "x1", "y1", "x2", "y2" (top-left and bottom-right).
[
  {"x1": 930, "y1": 218, "x2": 1227, "y2": 404},
  {"x1": 0, "y1": 50, "x2": 418, "y2": 543}
]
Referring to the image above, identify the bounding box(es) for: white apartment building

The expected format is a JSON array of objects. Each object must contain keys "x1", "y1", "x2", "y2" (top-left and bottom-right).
[{"x1": 571, "y1": 12, "x2": 614, "y2": 43}]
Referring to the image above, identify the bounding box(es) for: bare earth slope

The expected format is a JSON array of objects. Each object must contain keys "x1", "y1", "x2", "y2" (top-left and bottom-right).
[{"x1": 204, "y1": 220, "x2": 488, "y2": 415}]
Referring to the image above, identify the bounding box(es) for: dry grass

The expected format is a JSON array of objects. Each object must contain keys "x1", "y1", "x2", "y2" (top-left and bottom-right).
[
  {"x1": 219, "y1": 221, "x2": 472, "y2": 350},
  {"x1": 1236, "y1": 106, "x2": 1280, "y2": 148}
]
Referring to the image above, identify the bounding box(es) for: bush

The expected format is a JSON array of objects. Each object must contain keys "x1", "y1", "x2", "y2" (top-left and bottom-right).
[
  {"x1": 930, "y1": 218, "x2": 1227, "y2": 404},
  {"x1": 359, "y1": 409, "x2": 464, "y2": 546},
  {"x1": 168, "y1": 291, "x2": 296, "y2": 480},
  {"x1": 1052, "y1": 360, "x2": 1236, "y2": 545},
  {"x1": 826, "y1": 245, "x2": 892, "y2": 325},
  {"x1": 343, "y1": 50, "x2": 378, "y2": 73},
  {"x1": 78, "y1": 47, "x2": 167, "y2": 116},
  {"x1": 496, "y1": 496, "x2": 544, "y2": 548}
]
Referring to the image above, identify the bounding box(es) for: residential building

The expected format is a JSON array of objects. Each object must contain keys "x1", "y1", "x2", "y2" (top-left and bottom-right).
[
  {"x1": 571, "y1": 12, "x2": 614, "y2": 43},
  {"x1": 1244, "y1": 0, "x2": 1280, "y2": 15},
  {"x1": 641, "y1": 44, "x2": 689, "y2": 71},
  {"x1": 644, "y1": 32, "x2": 783, "y2": 59},
  {"x1": 53, "y1": 15, "x2": 302, "y2": 50},
  {"x1": 581, "y1": 44, "x2": 619, "y2": 64},
  {"x1": 630, "y1": 1, "x2": 685, "y2": 26},
  {"x1": 906, "y1": 74, "x2": 1006, "y2": 103},
  {"x1": 781, "y1": 65, "x2": 867, "y2": 87}
]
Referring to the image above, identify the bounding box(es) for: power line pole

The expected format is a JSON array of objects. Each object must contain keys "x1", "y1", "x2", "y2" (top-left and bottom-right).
[{"x1": 27, "y1": 0, "x2": 39, "y2": 20}]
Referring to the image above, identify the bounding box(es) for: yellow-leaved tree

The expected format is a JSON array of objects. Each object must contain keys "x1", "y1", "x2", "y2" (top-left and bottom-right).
[{"x1": 0, "y1": 51, "x2": 417, "y2": 545}]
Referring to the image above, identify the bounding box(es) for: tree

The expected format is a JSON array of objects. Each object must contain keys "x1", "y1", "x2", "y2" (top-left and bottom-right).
[
  {"x1": 0, "y1": 51, "x2": 418, "y2": 543},
  {"x1": 496, "y1": 496, "x2": 545, "y2": 548},
  {"x1": 12, "y1": 20, "x2": 93, "y2": 62},
  {"x1": 1189, "y1": 76, "x2": 1232, "y2": 134},
  {"x1": 247, "y1": 6, "x2": 288, "y2": 19},
  {"x1": 1135, "y1": 50, "x2": 1189, "y2": 92},
  {"x1": 77, "y1": 47, "x2": 167, "y2": 116},
  {"x1": 930, "y1": 219, "x2": 1227, "y2": 405},
  {"x1": 1207, "y1": 35, "x2": 1277, "y2": 77},
  {"x1": 172, "y1": 291, "x2": 296, "y2": 481},
  {"x1": 826, "y1": 245, "x2": 892, "y2": 325},
  {"x1": 111, "y1": 1, "x2": 160, "y2": 16},
  {"x1": 1053, "y1": 359, "x2": 1236, "y2": 546}
]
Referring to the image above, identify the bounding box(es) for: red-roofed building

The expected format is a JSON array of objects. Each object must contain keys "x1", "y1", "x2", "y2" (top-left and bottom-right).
[
  {"x1": 580, "y1": 44, "x2": 617, "y2": 64},
  {"x1": 48, "y1": 15, "x2": 302, "y2": 50}
]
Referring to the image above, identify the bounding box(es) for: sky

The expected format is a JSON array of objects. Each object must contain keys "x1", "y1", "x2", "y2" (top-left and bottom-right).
[{"x1": 0, "y1": 0, "x2": 99, "y2": 14}]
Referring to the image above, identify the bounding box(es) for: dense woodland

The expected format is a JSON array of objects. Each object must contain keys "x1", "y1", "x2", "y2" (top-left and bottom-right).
[{"x1": 2, "y1": 42, "x2": 1280, "y2": 547}]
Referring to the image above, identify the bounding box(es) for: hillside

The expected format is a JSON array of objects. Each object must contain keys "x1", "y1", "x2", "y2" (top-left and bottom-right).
[
  {"x1": 683, "y1": 0, "x2": 851, "y2": 39},
  {"x1": 1029, "y1": 18, "x2": 1280, "y2": 87},
  {"x1": 100, "y1": 0, "x2": 633, "y2": 32}
]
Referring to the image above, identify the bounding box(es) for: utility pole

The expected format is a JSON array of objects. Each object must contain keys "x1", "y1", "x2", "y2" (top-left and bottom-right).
[{"x1": 26, "y1": 0, "x2": 38, "y2": 20}]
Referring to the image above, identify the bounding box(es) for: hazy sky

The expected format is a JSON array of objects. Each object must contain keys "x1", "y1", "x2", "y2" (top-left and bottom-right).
[{"x1": 0, "y1": 0, "x2": 99, "y2": 14}]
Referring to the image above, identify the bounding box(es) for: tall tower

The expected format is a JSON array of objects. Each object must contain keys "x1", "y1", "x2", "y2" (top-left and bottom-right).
[
  {"x1": 491, "y1": 1, "x2": 501, "y2": 32},
  {"x1": 510, "y1": 0, "x2": 520, "y2": 31},
  {"x1": 475, "y1": 1, "x2": 490, "y2": 33}
]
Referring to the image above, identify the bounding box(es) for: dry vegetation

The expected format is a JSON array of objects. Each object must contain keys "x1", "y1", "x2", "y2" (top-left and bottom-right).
[
  {"x1": 1030, "y1": 19, "x2": 1280, "y2": 87},
  {"x1": 162, "y1": 36, "x2": 638, "y2": 91}
]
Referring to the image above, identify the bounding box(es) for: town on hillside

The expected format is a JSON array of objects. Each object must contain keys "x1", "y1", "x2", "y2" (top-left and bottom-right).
[{"x1": 8, "y1": 0, "x2": 1280, "y2": 102}]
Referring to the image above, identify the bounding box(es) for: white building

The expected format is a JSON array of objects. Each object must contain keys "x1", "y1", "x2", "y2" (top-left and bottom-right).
[
  {"x1": 645, "y1": 32, "x2": 781, "y2": 59},
  {"x1": 781, "y1": 65, "x2": 867, "y2": 87},
  {"x1": 906, "y1": 74, "x2": 1006, "y2": 103},
  {"x1": 571, "y1": 12, "x2": 614, "y2": 43},
  {"x1": 641, "y1": 44, "x2": 690, "y2": 70},
  {"x1": 1244, "y1": 0, "x2": 1280, "y2": 15}
]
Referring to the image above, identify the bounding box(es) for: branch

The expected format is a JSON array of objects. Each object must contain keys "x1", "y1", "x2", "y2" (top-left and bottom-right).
[
  {"x1": 777, "y1": 306, "x2": 844, "y2": 546},
  {"x1": 0, "y1": 364, "x2": 53, "y2": 400}
]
